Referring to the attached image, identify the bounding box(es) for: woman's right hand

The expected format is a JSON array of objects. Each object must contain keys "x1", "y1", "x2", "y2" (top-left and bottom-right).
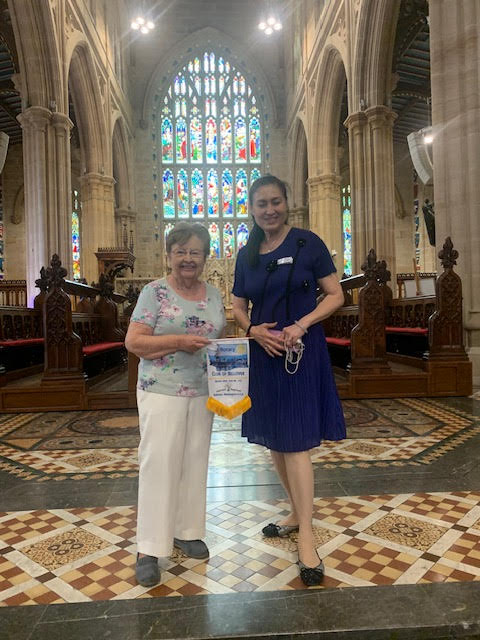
[
  {"x1": 249, "y1": 322, "x2": 285, "y2": 357},
  {"x1": 176, "y1": 334, "x2": 211, "y2": 353}
]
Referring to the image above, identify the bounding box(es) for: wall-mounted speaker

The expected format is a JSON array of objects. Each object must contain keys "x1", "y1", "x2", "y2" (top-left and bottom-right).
[
  {"x1": 407, "y1": 128, "x2": 433, "y2": 185},
  {"x1": 0, "y1": 132, "x2": 9, "y2": 174}
]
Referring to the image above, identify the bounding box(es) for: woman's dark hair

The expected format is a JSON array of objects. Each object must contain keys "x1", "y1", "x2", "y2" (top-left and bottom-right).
[
  {"x1": 246, "y1": 175, "x2": 289, "y2": 267},
  {"x1": 166, "y1": 222, "x2": 210, "y2": 257}
]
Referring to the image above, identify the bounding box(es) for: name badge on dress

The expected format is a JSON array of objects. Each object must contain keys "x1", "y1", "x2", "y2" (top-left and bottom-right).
[{"x1": 277, "y1": 256, "x2": 293, "y2": 265}]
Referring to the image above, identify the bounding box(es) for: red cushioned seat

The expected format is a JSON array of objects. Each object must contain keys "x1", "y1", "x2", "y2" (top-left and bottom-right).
[
  {"x1": 385, "y1": 327, "x2": 428, "y2": 335},
  {"x1": 0, "y1": 338, "x2": 44, "y2": 347},
  {"x1": 82, "y1": 341, "x2": 124, "y2": 356},
  {"x1": 325, "y1": 337, "x2": 351, "y2": 347}
]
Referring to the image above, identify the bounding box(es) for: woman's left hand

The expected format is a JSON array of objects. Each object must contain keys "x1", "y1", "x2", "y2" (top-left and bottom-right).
[{"x1": 282, "y1": 323, "x2": 306, "y2": 349}]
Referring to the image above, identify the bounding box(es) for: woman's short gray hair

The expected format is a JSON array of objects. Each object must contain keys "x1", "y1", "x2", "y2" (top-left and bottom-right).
[{"x1": 165, "y1": 222, "x2": 211, "y2": 257}]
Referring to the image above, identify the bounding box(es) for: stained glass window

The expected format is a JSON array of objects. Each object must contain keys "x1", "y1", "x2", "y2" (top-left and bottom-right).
[
  {"x1": 163, "y1": 170, "x2": 175, "y2": 218},
  {"x1": 236, "y1": 169, "x2": 248, "y2": 217},
  {"x1": 191, "y1": 169, "x2": 204, "y2": 218},
  {"x1": 177, "y1": 169, "x2": 189, "y2": 218},
  {"x1": 207, "y1": 169, "x2": 219, "y2": 217},
  {"x1": 209, "y1": 222, "x2": 220, "y2": 258},
  {"x1": 223, "y1": 222, "x2": 234, "y2": 258},
  {"x1": 222, "y1": 169, "x2": 234, "y2": 217},
  {"x1": 72, "y1": 189, "x2": 81, "y2": 280},
  {"x1": 237, "y1": 222, "x2": 249, "y2": 249},
  {"x1": 341, "y1": 184, "x2": 352, "y2": 276},
  {"x1": 161, "y1": 118, "x2": 173, "y2": 162},
  {"x1": 154, "y1": 49, "x2": 267, "y2": 256}
]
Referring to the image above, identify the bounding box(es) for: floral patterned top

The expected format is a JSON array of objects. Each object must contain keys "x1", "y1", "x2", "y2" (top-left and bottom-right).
[{"x1": 131, "y1": 277, "x2": 226, "y2": 397}]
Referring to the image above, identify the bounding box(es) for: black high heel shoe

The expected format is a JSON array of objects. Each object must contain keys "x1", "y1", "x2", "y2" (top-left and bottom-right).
[
  {"x1": 297, "y1": 554, "x2": 325, "y2": 586},
  {"x1": 262, "y1": 522, "x2": 299, "y2": 538}
]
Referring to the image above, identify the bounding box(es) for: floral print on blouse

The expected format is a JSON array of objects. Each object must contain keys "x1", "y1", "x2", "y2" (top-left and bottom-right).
[{"x1": 130, "y1": 278, "x2": 226, "y2": 397}]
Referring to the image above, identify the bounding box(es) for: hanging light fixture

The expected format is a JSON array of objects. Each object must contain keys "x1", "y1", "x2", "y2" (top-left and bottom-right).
[
  {"x1": 258, "y1": 1, "x2": 282, "y2": 36},
  {"x1": 131, "y1": 1, "x2": 155, "y2": 34}
]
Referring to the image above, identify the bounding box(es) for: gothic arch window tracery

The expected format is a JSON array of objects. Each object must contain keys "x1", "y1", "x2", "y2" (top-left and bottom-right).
[{"x1": 153, "y1": 50, "x2": 265, "y2": 258}]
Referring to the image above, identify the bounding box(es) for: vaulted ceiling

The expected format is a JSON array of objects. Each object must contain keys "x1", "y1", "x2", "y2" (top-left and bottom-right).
[
  {"x1": 0, "y1": 0, "x2": 21, "y2": 145},
  {"x1": 0, "y1": 0, "x2": 432, "y2": 150},
  {"x1": 391, "y1": 0, "x2": 430, "y2": 144}
]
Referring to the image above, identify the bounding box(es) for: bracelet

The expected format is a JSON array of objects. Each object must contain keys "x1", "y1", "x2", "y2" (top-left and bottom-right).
[
  {"x1": 294, "y1": 320, "x2": 308, "y2": 334},
  {"x1": 246, "y1": 323, "x2": 253, "y2": 336}
]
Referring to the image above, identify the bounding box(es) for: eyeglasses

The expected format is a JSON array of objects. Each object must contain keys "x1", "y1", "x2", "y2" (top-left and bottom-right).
[{"x1": 171, "y1": 249, "x2": 204, "y2": 258}]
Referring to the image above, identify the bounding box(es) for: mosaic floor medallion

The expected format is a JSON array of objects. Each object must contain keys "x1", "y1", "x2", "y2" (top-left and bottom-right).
[
  {"x1": 1, "y1": 492, "x2": 479, "y2": 606},
  {"x1": 21, "y1": 529, "x2": 111, "y2": 571},
  {"x1": 0, "y1": 398, "x2": 478, "y2": 480}
]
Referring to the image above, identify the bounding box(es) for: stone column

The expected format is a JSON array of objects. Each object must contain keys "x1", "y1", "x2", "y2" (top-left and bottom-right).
[
  {"x1": 307, "y1": 173, "x2": 342, "y2": 263},
  {"x1": 18, "y1": 106, "x2": 72, "y2": 306},
  {"x1": 80, "y1": 173, "x2": 116, "y2": 282},
  {"x1": 51, "y1": 112, "x2": 74, "y2": 276},
  {"x1": 345, "y1": 107, "x2": 396, "y2": 278},
  {"x1": 429, "y1": 0, "x2": 480, "y2": 383},
  {"x1": 365, "y1": 105, "x2": 397, "y2": 280},
  {"x1": 344, "y1": 110, "x2": 368, "y2": 272}
]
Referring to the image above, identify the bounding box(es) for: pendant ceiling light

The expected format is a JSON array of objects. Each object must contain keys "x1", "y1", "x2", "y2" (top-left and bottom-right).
[
  {"x1": 258, "y1": 0, "x2": 282, "y2": 36},
  {"x1": 131, "y1": 1, "x2": 155, "y2": 34}
]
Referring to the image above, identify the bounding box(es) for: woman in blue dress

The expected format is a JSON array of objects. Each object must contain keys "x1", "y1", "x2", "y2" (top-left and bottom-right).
[{"x1": 232, "y1": 175, "x2": 346, "y2": 586}]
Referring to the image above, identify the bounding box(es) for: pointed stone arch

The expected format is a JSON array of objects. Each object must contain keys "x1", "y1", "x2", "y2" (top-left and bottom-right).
[
  {"x1": 68, "y1": 43, "x2": 108, "y2": 174},
  {"x1": 142, "y1": 26, "x2": 277, "y2": 129},
  {"x1": 290, "y1": 117, "x2": 309, "y2": 227},
  {"x1": 8, "y1": 0, "x2": 63, "y2": 108},
  {"x1": 112, "y1": 114, "x2": 135, "y2": 246},
  {"x1": 309, "y1": 45, "x2": 347, "y2": 177},
  {"x1": 142, "y1": 26, "x2": 277, "y2": 261},
  {"x1": 352, "y1": 0, "x2": 400, "y2": 109},
  {"x1": 68, "y1": 45, "x2": 115, "y2": 280},
  {"x1": 306, "y1": 46, "x2": 347, "y2": 257},
  {"x1": 112, "y1": 115, "x2": 132, "y2": 209}
]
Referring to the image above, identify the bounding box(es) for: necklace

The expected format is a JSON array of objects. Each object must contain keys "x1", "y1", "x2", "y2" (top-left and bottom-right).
[{"x1": 262, "y1": 227, "x2": 290, "y2": 253}]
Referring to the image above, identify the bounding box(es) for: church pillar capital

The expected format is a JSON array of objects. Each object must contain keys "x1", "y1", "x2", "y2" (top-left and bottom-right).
[
  {"x1": 365, "y1": 105, "x2": 397, "y2": 129},
  {"x1": 81, "y1": 172, "x2": 115, "y2": 189},
  {"x1": 343, "y1": 110, "x2": 367, "y2": 131},
  {"x1": 307, "y1": 173, "x2": 341, "y2": 200},
  {"x1": 51, "y1": 112, "x2": 74, "y2": 133},
  {"x1": 17, "y1": 105, "x2": 51, "y2": 131}
]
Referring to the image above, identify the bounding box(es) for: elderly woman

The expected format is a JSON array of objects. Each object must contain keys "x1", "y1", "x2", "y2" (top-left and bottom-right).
[{"x1": 126, "y1": 222, "x2": 226, "y2": 587}]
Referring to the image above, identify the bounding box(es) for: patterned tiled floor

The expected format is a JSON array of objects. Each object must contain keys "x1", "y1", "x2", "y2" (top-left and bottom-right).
[
  {"x1": 1, "y1": 492, "x2": 480, "y2": 605},
  {"x1": 0, "y1": 398, "x2": 479, "y2": 481}
]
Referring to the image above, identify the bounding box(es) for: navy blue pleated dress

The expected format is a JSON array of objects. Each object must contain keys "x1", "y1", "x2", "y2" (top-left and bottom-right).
[{"x1": 232, "y1": 227, "x2": 346, "y2": 452}]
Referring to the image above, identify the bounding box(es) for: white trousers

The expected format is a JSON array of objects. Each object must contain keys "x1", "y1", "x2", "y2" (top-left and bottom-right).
[{"x1": 136, "y1": 389, "x2": 213, "y2": 557}]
